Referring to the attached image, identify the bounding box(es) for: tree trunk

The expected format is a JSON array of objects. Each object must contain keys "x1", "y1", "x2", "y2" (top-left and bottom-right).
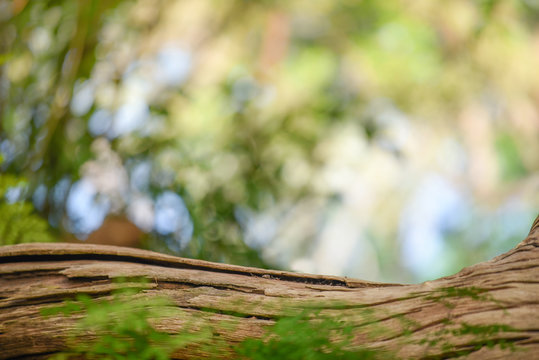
[{"x1": 1, "y1": 216, "x2": 538, "y2": 359}]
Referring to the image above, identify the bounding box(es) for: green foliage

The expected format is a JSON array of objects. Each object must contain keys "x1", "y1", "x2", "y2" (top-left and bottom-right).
[
  {"x1": 42, "y1": 287, "x2": 391, "y2": 360},
  {"x1": 1, "y1": 0, "x2": 537, "y2": 282},
  {"x1": 234, "y1": 309, "x2": 391, "y2": 359},
  {"x1": 495, "y1": 133, "x2": 528, "y2": 181},
  {"x1": 41, "y1": 278, "x2": 212, "y2": 360},
  {"x1": 0, "y1": 158, "x2": 55, "y2": 245}
]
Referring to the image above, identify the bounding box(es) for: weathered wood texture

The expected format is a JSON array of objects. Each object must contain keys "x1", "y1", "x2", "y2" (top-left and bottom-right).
[{"x1": 1, "y1": 216, "x2": 538, "y2": 359}]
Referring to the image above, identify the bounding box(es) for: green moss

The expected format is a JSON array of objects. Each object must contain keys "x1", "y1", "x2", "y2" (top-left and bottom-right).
[{"x1": 422, "y1": 286, "x2": 500, "y2": 309}]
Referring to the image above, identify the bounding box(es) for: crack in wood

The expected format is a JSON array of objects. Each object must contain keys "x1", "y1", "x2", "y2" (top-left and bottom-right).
[{"x1": 0, "y1": 253, "x2": 355, "y2": 288}]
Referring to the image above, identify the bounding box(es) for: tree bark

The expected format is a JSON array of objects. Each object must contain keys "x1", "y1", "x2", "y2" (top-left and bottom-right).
[{"x1": 1, "y1": 216, "x2": 538, "y2": 359}]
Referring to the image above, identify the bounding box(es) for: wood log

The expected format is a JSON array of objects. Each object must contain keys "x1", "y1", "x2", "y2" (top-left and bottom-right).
[{"x1": 1, "y1": 216, "x2": 538, "y2": 359}]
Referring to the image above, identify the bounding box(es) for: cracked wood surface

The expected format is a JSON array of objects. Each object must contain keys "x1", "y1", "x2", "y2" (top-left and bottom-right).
[{"x1": 0, "y1": 216, "x2": 538, "y2": 359}]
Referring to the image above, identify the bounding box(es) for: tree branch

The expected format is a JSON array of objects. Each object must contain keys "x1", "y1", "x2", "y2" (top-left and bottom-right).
[{"x1": 1, "y1": 216, "x2": 538, "y2": 359}]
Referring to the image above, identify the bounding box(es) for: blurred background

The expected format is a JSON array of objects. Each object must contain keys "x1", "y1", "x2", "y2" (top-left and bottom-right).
[{"x1": 0, "y1": 0, "x2": 538, "y2": 283}]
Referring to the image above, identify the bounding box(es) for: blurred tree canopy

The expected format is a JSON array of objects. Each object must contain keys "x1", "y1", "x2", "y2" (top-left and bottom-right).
[{"x1": 0, "y1": 0, "x2": 538, "y2": 282}]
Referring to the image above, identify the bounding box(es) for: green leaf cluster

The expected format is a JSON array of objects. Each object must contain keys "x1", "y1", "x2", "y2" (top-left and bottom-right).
[
  {"x1": 234, "y1": 309, "x2": 390, "y2": 360},
  {"x1": 41, "y1": 279, "x2": 212, "y2": 360},
  {"x1": 0, "y1": 163, "x2": 55, "y2": 245}
]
